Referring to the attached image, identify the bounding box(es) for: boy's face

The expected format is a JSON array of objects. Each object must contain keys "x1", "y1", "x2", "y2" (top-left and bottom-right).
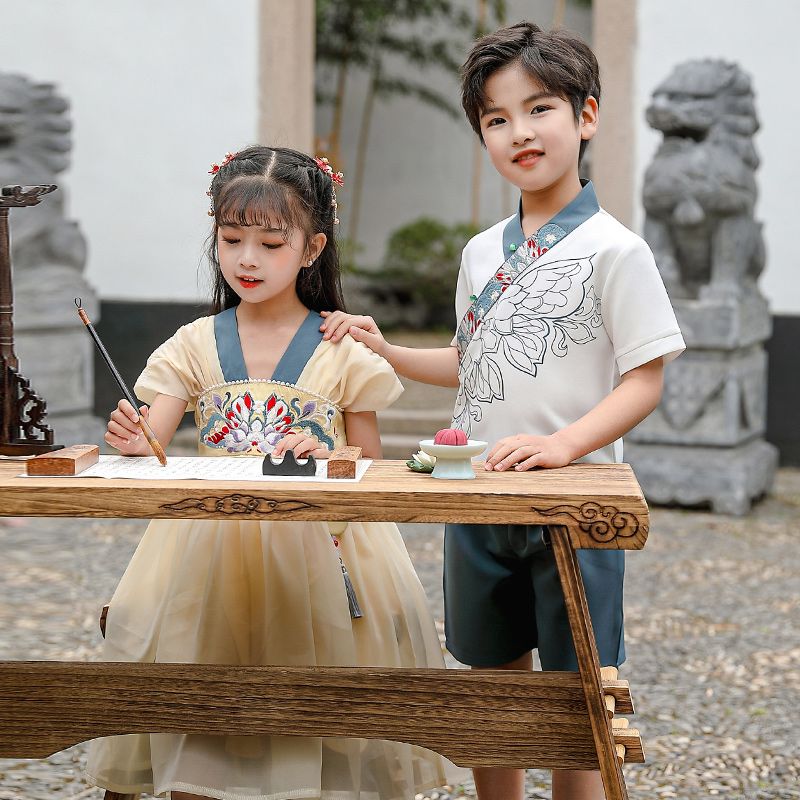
[{"x1": 479, "y1": 62, "x2": 598, "y2": 196}]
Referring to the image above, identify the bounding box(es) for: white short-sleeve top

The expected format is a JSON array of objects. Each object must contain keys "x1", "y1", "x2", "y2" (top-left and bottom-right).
[{"x1": 452, "y1": 181, "x2": 685, "y2": 464}]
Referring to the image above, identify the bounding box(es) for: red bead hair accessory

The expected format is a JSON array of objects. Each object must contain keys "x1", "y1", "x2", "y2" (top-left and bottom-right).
[
  {"x1": 313, "y1": 156, "x2": 344, "y2": 224},
  {"x1": 209, "y1": 151, "x2": 237, "y2": 175},
  {"x1": 314, "y1": 156, "x2": 344, "y2": 186},
  {"x1": 207, "y1": 151, "x2": 238, "y2": 215}
]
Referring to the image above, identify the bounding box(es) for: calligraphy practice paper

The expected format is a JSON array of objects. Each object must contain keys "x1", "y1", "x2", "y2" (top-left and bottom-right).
[{"x1": 26, "y1": 455, "x2": 372, "y2": 482}]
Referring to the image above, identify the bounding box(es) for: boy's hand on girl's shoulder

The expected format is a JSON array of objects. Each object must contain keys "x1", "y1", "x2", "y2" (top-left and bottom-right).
[
  {"x1": 484, "y1": 432, "x2": 575, "y2": 472},
  {"x1": 319, "y1": 310, "x2": 387, "y2": 357}
]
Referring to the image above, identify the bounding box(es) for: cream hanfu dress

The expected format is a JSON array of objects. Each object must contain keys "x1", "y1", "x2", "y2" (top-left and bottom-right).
[{"x1": 85, "y1": 308, "x2": 448, "y2": 800}]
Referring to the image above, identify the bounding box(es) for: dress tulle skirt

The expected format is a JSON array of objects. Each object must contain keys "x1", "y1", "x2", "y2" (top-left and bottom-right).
[{"x1": 85, "y1": 518, "x2": 448, "y2": 799}]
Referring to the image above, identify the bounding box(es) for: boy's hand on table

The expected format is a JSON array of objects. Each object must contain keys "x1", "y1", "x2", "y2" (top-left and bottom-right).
[
  {"x1": 319, "y1": 310, "x2": 388, "y2": 357},
  {"x1": 484, "y1": 432, "x2": 575, "y2": 471}
]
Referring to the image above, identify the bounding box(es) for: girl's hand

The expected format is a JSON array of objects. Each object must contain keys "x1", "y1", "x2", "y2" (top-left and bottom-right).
[
  {"x1": 105, "y1": 399, "x2": 150, "y2": 456},
  {"x1": 484, "y1": 432, "x2": 575, "y2": 472},
  {"x1": 271, "y1": 432, "x2": 330, "y2": 461},
  {"x1": 320, "y1": 310, "x2": 387, "y2": 357}
]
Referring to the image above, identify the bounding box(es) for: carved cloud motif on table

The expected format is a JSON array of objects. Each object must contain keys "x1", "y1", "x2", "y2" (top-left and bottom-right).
[
  {"x1": 161, "y1": 494, "x2": 320, "y2": 516},
  {"x1": 531, "y1": 502, "x2": 645, "y2": 545}
]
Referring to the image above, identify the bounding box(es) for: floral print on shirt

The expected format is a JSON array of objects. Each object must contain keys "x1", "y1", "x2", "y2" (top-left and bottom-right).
[{"x1": 453, "y1": 252, "x2": 603, "y2": 435}]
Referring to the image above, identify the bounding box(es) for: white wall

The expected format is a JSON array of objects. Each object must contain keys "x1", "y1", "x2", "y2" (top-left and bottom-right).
[
  {"x1": 636, "y1": 0, "x2": 800, "y2": 314},
  {"x1": 319, "y1": 0, "x2": 592, "y2": 268},
  {"x1": 2, "y1": 0, "x2": 259, "y2": 302}
]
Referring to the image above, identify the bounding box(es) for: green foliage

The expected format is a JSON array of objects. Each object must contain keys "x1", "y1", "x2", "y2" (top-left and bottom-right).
[
  {"x1": 315, "y1": 1, "x2": 508, "y2": 115},
  {"x1": 316, "y1": 1, "x2": 470, "y2": 115},
  {"x1": 315, "y1": 0, "x2": 512, "y2": 250},
  {"x1": 357, "y1": 217, "x2": 478, "y2": 330}
]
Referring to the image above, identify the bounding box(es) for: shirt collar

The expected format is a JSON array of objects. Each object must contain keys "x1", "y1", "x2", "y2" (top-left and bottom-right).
[{"x1": 501, "y1": 179, "x2": 600, "y2": 257}]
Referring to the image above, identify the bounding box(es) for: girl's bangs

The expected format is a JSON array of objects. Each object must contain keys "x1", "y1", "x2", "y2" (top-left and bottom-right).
[{"x1": 215, "y1": 179, "x2": 301, "y2": 238}]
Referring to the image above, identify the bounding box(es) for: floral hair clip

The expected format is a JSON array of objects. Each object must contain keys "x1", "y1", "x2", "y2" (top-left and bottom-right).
[
  {"x1": 207, "y1": 151, "x2": 238, "y2": 216},
  {"x1": 314, "y1": 156, "x2": 344, "y2": 186},
  {"x1": 313, "y1": 156, "x2": 344, "y2": 224},
  {"x1": 209, "y1": 151, "x2": 237, "y2": 175}
]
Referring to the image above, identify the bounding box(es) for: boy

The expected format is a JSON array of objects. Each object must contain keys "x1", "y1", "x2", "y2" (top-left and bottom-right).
[{"x1": 321, "y1": 21, "x2": 684, "y2": 800}]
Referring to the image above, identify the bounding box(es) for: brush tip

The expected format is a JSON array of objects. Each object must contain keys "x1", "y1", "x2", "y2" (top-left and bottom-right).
[{"x1": 150, "y1": 439, "x2": 167, "y2": 467}]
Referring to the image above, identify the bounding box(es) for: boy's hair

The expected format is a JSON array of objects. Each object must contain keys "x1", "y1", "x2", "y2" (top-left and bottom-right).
[
  {"x1": 461, "y1": 21, "x2": 600, "y2": 162},
  {"x1": 206, "y1": 145, "x2": 346, "y2": 315}
]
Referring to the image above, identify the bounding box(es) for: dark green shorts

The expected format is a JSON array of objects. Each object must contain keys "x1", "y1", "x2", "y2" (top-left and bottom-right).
[{"x1": 444, "y1": 523, "x2": 625, "y2": 670}]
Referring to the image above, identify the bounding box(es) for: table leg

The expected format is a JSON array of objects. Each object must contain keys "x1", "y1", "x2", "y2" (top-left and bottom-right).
[{"x1": 549, "y1": 525, "x2": 628, "y2": 800}]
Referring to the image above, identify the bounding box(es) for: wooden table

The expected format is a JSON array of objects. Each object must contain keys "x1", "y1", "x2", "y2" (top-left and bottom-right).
[{"x1": 0, "y1": 459, "x2": 648, "y2": 800}]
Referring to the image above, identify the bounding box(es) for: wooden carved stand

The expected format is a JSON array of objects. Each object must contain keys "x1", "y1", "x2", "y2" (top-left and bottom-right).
[
  {"x1": 0, "y1": 461, "x2": 647, "y2": 799},
  {"x1": 0, "y1": 184, "x2": 62, "y2": 456}
]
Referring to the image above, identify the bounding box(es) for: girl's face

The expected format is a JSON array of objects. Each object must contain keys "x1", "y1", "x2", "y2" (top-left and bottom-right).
[{"x1": 217, "y1": 222, "x2": 325, "y2": 307}]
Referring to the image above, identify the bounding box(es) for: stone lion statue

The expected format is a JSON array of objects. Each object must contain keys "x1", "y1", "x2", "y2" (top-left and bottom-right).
[
  {"x1": 643, "y1": 60, "x2": 765, "y2": 301},
  {"x1": 0, "y1": 72, "x2": 90, "y2": 324}
]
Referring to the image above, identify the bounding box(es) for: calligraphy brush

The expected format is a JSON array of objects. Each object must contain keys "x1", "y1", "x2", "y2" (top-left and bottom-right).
[{"x1": 74, "y1": 298, "x2": 167, "y2": 466}]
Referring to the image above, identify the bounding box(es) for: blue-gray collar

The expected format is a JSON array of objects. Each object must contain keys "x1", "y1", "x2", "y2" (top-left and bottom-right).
[
  {"x1": 501, "y1": 180, "x2": 599, "y2": 256},
  {"x1": 214, "y1": 307, "x2": 323, "y2": 384}
]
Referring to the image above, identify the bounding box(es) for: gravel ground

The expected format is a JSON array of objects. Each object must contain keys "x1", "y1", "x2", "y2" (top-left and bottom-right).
[{"x1": 1, "y1": 469, "x2": 798, "y2": 799}]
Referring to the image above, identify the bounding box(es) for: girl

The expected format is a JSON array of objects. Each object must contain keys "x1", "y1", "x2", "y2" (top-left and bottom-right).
[{"x1": 85, "y1": 146, "x2": 447, "y2": 800}]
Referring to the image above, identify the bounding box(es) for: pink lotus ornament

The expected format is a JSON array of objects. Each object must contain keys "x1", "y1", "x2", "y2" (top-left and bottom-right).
[{"x1": 434, "y1": 428, "x2": 468, "y2": 446}]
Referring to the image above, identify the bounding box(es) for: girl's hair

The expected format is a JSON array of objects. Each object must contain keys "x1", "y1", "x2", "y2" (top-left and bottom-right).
[{"x1": 206, "y1": 145, "x2": 346, "y2": 314}]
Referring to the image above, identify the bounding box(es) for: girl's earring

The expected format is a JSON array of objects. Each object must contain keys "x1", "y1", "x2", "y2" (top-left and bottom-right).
[{"x1": 307, "y1": 259, "x2": 314, "y2": 267}]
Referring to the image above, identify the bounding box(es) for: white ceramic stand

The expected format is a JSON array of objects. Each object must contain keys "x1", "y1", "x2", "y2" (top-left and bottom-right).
[{"x1": 418, "y1": 439, "x2": 487, "y2": 480}]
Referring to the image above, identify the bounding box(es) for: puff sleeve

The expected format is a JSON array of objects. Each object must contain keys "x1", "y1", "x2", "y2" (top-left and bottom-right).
[
  {"x1": 133, "y1": 319, "x2": 212, "y2": 410},
  {"x1": 312, "y1": 336, "x2": 403, "y2": 413}
]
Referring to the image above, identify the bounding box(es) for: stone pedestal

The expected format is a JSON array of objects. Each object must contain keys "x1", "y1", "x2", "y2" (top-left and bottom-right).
[
  {"x1": 627, "y1": 296, "x2": 777, "y2": 515},
  {"x1": 14, "y1": 274, "x2": 105, "y2": 446},
  {"x1": 625, "y1": 439, "x2": 777, "y2": 517}
]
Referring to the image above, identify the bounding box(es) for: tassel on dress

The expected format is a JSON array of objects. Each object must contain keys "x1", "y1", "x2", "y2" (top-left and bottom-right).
[{"x1": 332, "y1": 535, "x2": 363, "y2": 619}]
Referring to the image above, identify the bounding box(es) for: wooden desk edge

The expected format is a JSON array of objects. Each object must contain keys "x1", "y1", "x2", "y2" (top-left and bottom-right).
[{"x1": 0, "y1": 460, "x2": 649, "y2": 550}]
